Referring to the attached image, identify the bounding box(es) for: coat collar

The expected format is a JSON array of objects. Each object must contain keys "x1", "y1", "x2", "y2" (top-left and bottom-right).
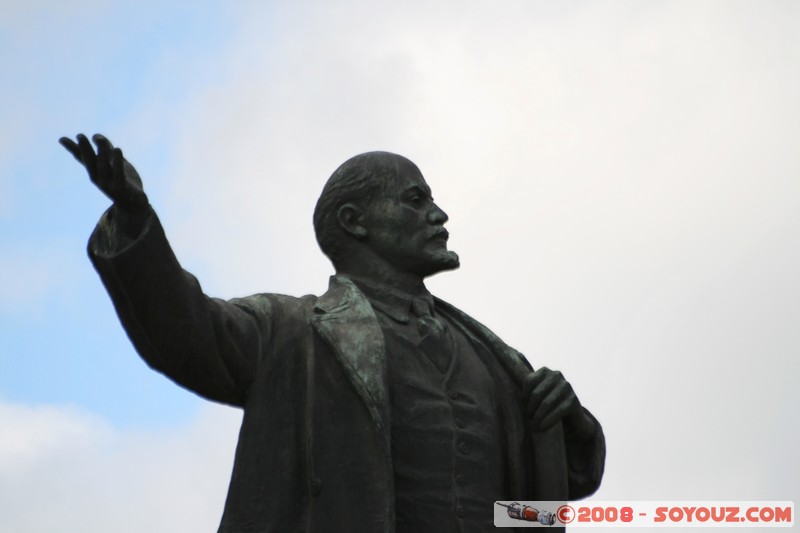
[
  {"x1": 346, "y1": 276, "x2": 435, "y2": 324},
  {"x1": 311, "y1": 275, "x2": 391, "y2": 436}
]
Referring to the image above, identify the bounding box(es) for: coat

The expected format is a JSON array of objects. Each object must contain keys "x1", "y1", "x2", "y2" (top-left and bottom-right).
[{"x1": 89, "y1": 207, "x2": 604, "y2": 532}]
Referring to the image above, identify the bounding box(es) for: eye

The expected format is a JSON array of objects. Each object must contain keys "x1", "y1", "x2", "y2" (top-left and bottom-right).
[
  {"x1": 404, "y1": 193, "x2": 424, "y2": 206},
  {"x1": 403, "y1": 187, "x2": 430, "y2": 207}
]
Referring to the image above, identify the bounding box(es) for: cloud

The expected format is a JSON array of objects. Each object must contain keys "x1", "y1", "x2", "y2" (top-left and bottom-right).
[{"x1": 0, "y1": 401, "x2": 241, "y2": 533}]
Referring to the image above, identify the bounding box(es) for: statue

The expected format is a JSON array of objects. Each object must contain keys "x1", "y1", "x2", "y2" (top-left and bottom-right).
[{"x1": 60, "y1": 133, "x2": 605, "y2": 532}]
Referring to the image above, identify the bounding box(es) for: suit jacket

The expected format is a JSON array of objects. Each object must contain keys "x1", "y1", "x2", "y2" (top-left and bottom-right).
[{"x1": 89, "y1": 206, "x2": 604, "y2": 533}]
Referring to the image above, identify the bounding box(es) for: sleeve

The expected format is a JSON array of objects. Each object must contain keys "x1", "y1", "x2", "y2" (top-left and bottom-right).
[
  {"x1": 88, "y1": 205, "x2": 270, "y2": 407},
  {"x1": 563, "y1": 408, "x2": 606, "y2": 500}
]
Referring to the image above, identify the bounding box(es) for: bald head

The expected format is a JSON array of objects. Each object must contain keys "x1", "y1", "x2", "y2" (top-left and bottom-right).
[{"x1": 313, "y1": 151, "x2": 420, "y2": 265}]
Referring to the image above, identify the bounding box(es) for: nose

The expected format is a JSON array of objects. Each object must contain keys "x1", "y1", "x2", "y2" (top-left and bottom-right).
[{"x1": 427, "y1": 203, "x2": 449, "y2": 224}]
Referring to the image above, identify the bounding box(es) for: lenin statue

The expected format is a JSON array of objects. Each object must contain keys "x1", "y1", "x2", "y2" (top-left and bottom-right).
[{"x1": 60, "y1": 133, "x2": 605, "y2": 533}]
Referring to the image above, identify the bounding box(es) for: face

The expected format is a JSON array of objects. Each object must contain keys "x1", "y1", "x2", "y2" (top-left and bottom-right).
[{"x1": 362, "y1": 160, "x2": 460, "y2": 278}]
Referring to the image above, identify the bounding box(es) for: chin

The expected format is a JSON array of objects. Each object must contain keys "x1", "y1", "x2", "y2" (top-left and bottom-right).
[{"x1": 422, "y1": 250, "x2": 460, "y2": 277}]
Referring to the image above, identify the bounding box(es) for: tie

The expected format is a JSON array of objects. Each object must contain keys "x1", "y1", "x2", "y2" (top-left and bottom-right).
[{"x1": 411, "y1": 298, "x2": 453, "y2": 374}]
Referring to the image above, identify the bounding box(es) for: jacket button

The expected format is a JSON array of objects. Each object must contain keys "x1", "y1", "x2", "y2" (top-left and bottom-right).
[
  {"x1": 311, "y1": 477, "x2": 323, "y2": 496},
  {"x1": 448, "y1": 390, "x2": 459, "y2": 400}
]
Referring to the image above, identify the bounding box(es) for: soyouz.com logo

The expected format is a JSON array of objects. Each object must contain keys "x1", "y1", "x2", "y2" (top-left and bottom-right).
[
  {"x1": 494, "y1": 501, "x2": 794, "y2": 527},
  {"x1": 495, "y1": 502, "x2": 557, "y2": 525}
]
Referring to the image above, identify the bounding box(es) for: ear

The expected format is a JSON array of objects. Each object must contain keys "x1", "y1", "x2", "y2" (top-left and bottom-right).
[{"x1": 337, "y1": 203, "x2": 367, "y2": 239}]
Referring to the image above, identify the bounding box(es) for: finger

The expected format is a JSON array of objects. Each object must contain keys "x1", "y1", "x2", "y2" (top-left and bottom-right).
[
  {"x1": 92, "y1": 133, "x2": 114, "y2": 151},
  {"x1": 93, "y1": 134, "x2": 123, "y2": 189},
  {"x1": 93, "y1": 134, "x2": 114, "y2": 190},
  {"x1": 522, "y1": 367, "x2": 550, "y2": 399},
  {"x1": 526, "y1": 370, "x2": 560, "y2": 415},
  {"x1": 111, "y1": 147, "x2": 128, "y2": 206},
  {"x1": 59, "y1": 137, "x2": 82, "y2": 161},
  {"x1": 537, "y1": 410, "x2": 567, "y2": 432},
  {"x1": 533, "y1": 384, "x2": 577, "y2": 430},
  {"x1": 538, "y1": 402, "x2": 577, "y2": 431},
  {"x1": 76, "y1": 134, "x2": 98, "y2": 179},
  {"x1": 527, "y1": 381, "x2": 557, "y2": 419},
  {"x1": 112, "y1": 147, "x2": 124, "y2": 180}
]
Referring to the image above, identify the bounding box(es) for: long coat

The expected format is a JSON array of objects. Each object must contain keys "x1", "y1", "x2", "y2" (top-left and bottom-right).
[{"x1": 89, "y1": 207, "x2": 604, "y2": 533}]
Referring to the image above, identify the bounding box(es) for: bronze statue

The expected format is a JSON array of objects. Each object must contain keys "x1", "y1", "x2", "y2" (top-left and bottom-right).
[{"x1": 60, "y1": 133, "x2": 604, "y2": 533}]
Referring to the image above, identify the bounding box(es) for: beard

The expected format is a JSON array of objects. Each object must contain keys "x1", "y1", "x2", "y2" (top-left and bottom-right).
[{"x1": 422, "y1": 248, "x2": 460, "y2": 277}]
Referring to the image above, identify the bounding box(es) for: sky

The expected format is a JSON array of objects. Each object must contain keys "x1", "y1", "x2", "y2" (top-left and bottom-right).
[{"x1": 1, "y1": 0, "x2": 798, "y2": 531}]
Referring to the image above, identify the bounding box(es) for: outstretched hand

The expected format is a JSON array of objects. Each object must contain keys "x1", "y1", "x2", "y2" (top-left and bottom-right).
[
  {"x1": 522, "y1": 367, "x2": 594, "y2": 438},
  {"x1": 59, "y1": 133, "x2": 148, "y2": 212}
]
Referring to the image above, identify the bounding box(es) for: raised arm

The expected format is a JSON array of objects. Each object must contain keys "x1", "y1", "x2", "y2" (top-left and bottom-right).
[{"x1": 60, "y1": 134, "x2": 263, "y2": 407}]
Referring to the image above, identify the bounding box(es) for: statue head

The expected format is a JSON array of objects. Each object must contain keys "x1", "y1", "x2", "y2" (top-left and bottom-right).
[{"x1": 313, "y1": 151, "x2": 460, "y2": 279}]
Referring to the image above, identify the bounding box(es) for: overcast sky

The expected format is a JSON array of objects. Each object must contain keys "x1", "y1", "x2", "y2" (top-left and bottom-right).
[{"x1": 1, "y1": 1, "x2": 798, "y2": 531}]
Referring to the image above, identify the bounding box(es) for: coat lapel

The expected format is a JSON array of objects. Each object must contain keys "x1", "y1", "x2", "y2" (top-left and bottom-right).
[
  {"x1": 433, "y1": 297, "x2": 533, "y2": 380},
  {"x1": 310, "y1": 276, "x2": 390, "y2": 436},
  {"x1": 434, "y1": 297, "x2": 570, "y2": 500}
]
